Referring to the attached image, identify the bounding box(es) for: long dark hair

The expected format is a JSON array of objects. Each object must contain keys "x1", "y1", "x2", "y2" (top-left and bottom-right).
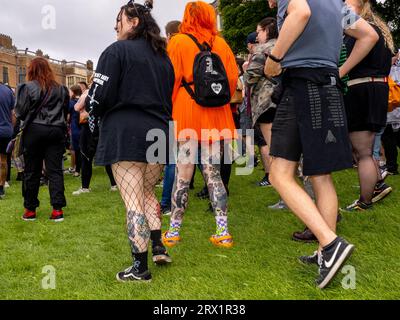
[{"x1": 116, "y1": 0, "x2": 166, "y2": 55}]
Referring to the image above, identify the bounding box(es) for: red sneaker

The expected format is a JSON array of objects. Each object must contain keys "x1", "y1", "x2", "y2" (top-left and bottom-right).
[
  {"x1": 50, "y1": 209, "x2": 64, "y2": 222},
  {"x1": 22, "y1": 209, "x2": 36, "y2": 222}
]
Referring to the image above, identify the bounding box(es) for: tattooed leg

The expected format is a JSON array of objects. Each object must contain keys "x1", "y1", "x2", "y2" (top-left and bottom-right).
[
  {"x1": 143, "y1": 164, "x2": 168, "y2": 251},
  {"x1": 166, "y1": 140, "x2": 197, "y2": 238},
  {"x1": 201, "y1": 142, "x2": 229, "y2": 237},
  {"x1": 112, "y1": 162, "x2": 150, "y2": 254},
  {"x1": 144, "y1": 164, "x2": 164, "y2": 232}
]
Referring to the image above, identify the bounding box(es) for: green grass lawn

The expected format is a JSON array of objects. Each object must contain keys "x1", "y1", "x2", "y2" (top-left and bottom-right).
[{"x1": 0, "y1": 160, "x2": 399, "y2": 300}]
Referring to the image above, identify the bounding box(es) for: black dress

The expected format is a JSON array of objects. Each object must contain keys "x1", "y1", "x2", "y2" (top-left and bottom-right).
[
  {"x1": 86, "y1": 38, "x2": 175, "y2": 165},
  {"x1": 344, "y1": 25, "x2": 392, "y2": 132}
]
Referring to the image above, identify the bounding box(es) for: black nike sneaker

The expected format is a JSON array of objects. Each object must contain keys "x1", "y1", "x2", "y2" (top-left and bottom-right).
[
  {"x1": 372, "y1": 182, "x2": 393, "y2": 203},
  {"x1": 116, "y1": 266, "x2": 152, "y2": 283},
  {"x1": 299, "y1": 251, "x2": 319, "y2": 265},
  {"x1": 152, "y1": 245, "x2": 172, "y2": 265},
  {"x1": 316, "y1": 237, "x2": 355, "y2": 289}
]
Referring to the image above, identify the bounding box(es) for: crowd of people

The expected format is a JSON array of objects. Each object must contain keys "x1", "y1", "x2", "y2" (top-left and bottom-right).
[{"x1": 0, "y1": 0, "x2": 399, "y2": 289}]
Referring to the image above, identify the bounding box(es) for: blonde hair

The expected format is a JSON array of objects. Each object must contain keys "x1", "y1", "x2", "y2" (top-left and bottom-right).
[{"x1": 359, "y1": 0, "x2": 395, "y2": 53}]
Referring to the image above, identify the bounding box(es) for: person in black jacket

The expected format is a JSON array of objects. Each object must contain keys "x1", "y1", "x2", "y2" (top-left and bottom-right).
[
  {"x1": 86, "y1": 0, "x2": 174, "y2": 282},
  {"x1": 15, "y1": 57, "x2": 69, "y2": 222}
]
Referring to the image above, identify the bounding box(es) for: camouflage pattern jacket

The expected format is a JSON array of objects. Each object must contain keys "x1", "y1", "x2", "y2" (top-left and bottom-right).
[{"x1": 244, "y1": 39, "x2": 277, "y2": 125}]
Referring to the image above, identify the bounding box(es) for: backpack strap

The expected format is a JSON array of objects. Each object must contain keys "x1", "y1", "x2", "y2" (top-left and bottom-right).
[
  {"x1": 180, "y1": 34, "x2": 212, "y2": 101},
  {"x1": 181, "y1": 80, "x2": 196, "y2": 101},
  {"x1": 184, "y1": 33, "x2": 209, "y2": 52}
]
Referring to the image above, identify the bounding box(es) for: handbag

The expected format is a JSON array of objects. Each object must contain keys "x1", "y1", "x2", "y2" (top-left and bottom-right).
[
  {"x1": 12, "y1": 88, "x2": 52, "y2": 158},
  {"x1": 231, "y1": 79, "x2": 244, "y2": 104},
  {"x1": 79, "y1": 110, "x2": 89, "y2": 124}
]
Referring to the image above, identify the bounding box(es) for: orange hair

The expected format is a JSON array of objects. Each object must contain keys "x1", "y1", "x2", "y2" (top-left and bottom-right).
[{"x1": 179, "y1": 1, "x2": 218, "y2": 46}]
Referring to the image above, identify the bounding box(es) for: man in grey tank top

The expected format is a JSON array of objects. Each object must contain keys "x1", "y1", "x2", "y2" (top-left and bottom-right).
[{"x1": 264, "y1": 0, "x2": 379, "y2": 289}]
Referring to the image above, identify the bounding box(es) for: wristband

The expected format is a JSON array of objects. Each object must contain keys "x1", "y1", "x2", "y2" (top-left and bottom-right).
[{"x1": 265, "y1": 53, "x2": 283, "y2": 63}]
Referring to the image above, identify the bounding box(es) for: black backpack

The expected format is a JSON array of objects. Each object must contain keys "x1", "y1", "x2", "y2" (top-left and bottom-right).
[{"x1": 181, "y1": 34, "x2": 231, "y2": 108}]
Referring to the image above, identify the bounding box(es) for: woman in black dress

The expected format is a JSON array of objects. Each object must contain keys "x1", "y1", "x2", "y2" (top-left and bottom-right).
[
  {"x1": 342, "y1": 0, "x2": 394, "y2": 211},
  {"x1": 86, "y1": 0, "x2": 174, "y2": 282}
]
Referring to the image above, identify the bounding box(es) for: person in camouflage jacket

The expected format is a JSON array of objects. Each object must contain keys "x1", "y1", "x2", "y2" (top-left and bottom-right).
[{"x1": 244, "y1": 23, "x2": 277, "y2": 127}]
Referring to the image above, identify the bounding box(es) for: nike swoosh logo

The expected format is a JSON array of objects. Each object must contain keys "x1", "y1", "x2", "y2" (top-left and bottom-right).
[{"x1": 325, "y1": 242, "x2": 342, "y2": 268}]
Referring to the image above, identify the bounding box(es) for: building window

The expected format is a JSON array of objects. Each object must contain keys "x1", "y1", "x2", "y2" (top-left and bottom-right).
[
  {"x1": 2, "y1": 67, "x2": 9, "y2": 84},
  {"x1": 18, "y1": 67, "x2": 26, "y2": 84},
  {"x1": 67, "y1": 76, "x2": 75, "y2": 88}
]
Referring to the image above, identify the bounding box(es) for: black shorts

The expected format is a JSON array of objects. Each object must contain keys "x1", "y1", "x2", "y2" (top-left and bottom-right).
[
  {"x1": 254, "y1": 124, "x2": 267, "y2": 147},
  {"x1": 270, "y1": 68, "x2": 353, "y2": 176},
  {"x1": 0, "y1": 137, "x2": 11, "y2": 154},
  {"x1": 345, "y1": 82, "x2": 389, "y2": 133},
  {"x1": 257, "y1": 108, "x2": 276, "y2": 124}
]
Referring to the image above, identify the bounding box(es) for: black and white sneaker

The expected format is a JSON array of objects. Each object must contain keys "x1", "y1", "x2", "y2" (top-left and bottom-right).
[
  {"x1": 0, "y1": 189, "x2": 5, "y2": 200},
  {"x1": 299, "y1": 251, "x2": 319, "y2": 265},
  {"x1": 372, "y1": 182, "x2": 393, "y2": 203},
  {"x1": 116, "y1": 266, "x2": 152, "y2": 283},
  {"x1": 161, "y1": 206, "x2": 172, "y2": 217},
  {"x1": 316, "y1": 237, "x2": 355, "y2": 289},
  {"x1": 258, "y1": 176, "x2": 272, "y2": 187},
  {"x1": 152, "y1": 246, "x2": 172, "y2": 265}
]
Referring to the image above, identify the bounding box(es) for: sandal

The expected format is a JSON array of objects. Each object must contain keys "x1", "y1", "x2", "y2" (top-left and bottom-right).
[
  {"x1": 209, "y1": 234, "x2": 234, "y2": 248},
  {"x1": 162, "y1": 232, "x2": 182, "y2": 248}
]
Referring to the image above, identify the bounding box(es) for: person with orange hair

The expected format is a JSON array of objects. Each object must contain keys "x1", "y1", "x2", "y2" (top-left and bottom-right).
[{"x1": 163, "y1": 1, "x2": 238, "y2": 248}]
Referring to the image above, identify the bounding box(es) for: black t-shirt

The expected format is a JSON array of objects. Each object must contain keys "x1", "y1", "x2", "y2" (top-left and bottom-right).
[
  {"x1": 86, "y1": 38, "x2": 174, "y2": 127},
  {"x1": 344, "y1": 24, "x2": 392, "y2": 80}
]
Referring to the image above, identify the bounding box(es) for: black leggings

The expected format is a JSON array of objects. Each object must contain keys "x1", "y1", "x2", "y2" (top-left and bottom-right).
[
  {"x1": 6, "y1": 153, "x2": 11, "y2": 181},
  {"x1": 349, "y1": 131, "x2": 379, "y2": 203},
  {"x1": 382, "y1": 125, "x2": 400, "y2": 173},
  {"x1": 80, "y1": 125, "x2": 116, "y2": 189}
]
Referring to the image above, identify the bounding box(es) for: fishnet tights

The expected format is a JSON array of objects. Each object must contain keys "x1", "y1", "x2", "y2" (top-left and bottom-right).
[{"x1": 112, "y1": 162, "x2": 164, "y2": 253}]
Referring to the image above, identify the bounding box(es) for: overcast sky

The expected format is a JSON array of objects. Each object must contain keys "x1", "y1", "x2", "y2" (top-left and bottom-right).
[{"x1": 0, "y1": 0, "x2": 213, "y2": 67}]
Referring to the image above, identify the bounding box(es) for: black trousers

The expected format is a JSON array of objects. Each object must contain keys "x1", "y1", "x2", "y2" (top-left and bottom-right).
[
  {"x1": 80, "y1": 125, "x2": 97, "y2": 189},
  {"x1": 80, "y1": 125, "x2": 116, "y2": 189},
  {"x1": 23, "y1": 124, "x2": 67, "y2": 211},
  {"x1": 6, "y1": 153, "x2": 11, "y2": 181},
  {"x1": 382, "y1": 125, "x2": 400, "y2": 173}
]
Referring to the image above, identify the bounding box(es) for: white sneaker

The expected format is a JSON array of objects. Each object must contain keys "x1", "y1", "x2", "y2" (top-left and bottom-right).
[
  {"x1": 110, "y1": 186, "x2": 118, "y2": 192},
  {"x1": 4, "y1": 182, "x2": 10, "y2": 188},
  {"x1": 72, "y1": 188, "x2": 91, "y2": 196}
]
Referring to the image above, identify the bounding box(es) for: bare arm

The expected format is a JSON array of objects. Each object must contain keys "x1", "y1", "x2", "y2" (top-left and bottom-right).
[
  {"x1": 270, "y1": 0, "x2": 311, "y2": 60},
  {"x1": 265, "y1": 0, "x2": 311, "y2": 77},
  {"x1": 12, "y1": 110, "x2": 16, "y2": 127},
  {"x1": 340, "y1": 18, "x2": 379, "y2": 78},
  {"x1": 74, "y1": 90, "x2": 88, "y2": 112}
]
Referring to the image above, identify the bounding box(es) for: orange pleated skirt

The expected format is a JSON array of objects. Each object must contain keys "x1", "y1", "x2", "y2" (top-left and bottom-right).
[{"x1": 173, "y1": 89, "x2": 237, "y2": 142}]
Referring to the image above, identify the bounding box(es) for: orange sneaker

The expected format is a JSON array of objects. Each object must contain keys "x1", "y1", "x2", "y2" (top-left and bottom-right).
[
  {"x1": 162, "y1": 232, "x2": 182, "y2": 248},
  {"x1": 209, "y1": 234, "x2": 234, "y2": 248}
]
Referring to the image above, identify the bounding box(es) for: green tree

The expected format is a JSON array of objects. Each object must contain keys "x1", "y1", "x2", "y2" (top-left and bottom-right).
[
  {"x1": 219, "y1": 0, "x2": 400, "y2": 53},
  {"x1": 219, "y1": 0, "x2": 275, "y2": 54},
  {"x1": 372, "y1": 0, "x2": 400, "y2": 50}
]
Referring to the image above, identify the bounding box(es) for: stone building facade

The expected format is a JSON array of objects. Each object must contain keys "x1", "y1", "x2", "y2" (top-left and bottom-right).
[{"x1": 0, "y1": 34, "x2": 93, "y2": 89}]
